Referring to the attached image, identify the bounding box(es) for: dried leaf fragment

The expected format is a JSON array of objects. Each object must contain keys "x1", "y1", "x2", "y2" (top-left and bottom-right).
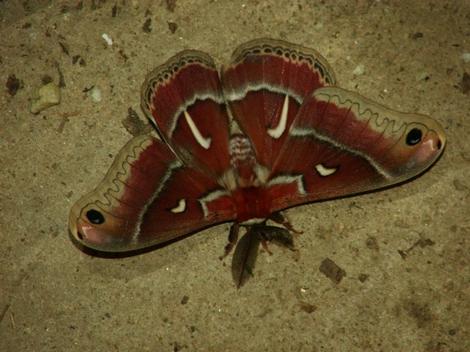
[
  {"x1": 319, "y1": 258, "x2": 346, "y2": 284},
  {"x1": 122, "y1": 107, "x2": 152, "y2": 136}
]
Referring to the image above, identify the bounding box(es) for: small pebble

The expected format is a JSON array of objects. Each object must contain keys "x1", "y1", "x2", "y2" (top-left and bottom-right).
[
  {"x1": 30, "y1": 82, "x2": 61, "y2": 114},
  {"x1": 353, "y1": 64, "x2": 365, "y2": 75},
  {"x1": 462, "y1": 53, "x2": 470, "y2": 63},
  {"x1": 102, "y1": 33, "x2": 113, "y2": 46},
  {"x1": 88, "y1": 86, "x2": 102, "y2": 102}
]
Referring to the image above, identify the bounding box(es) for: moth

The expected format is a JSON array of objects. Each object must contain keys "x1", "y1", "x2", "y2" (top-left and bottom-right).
[{"x1": 69, "y1": 39, "x2": 445, "y2": 265}]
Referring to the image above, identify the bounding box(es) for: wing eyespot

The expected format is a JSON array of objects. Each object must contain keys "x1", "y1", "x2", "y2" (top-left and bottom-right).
[
  {"x1": 86, "y1": 209, "x2": 105, "y2": 224},
  {"x1": 406, "y1": 128, "x2": 422, "y2": 146}
]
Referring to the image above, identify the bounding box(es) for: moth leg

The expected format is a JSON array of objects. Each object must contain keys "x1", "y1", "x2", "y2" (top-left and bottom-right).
[
  {"x1": 269, "y1": 212, "x2": 303, "y2": 234},
  {"x1": 220, "y1": 222, "x2": 240, "y2": 260},
  {"x1": 260, "y1": 238, "x2": 273, "y2": 255},
  {"x1": 258, "y1": 225, "x2": 297, "y2": 252}
]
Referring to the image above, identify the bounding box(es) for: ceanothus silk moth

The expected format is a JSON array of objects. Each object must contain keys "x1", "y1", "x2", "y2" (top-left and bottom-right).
[{"x1": 69, "y1": 38, "x2": 445, "y2": 255}]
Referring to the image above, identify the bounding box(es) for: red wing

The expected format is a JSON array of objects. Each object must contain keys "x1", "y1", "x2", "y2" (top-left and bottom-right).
[
  {"x1": 69, "y1": 134, "x2": 237, "y2": 252},
  {"x1": 141, "y1": 50, "x2": 231, "y2": 179},
  {"x1": 222, "y1": 38, "x2": 336, "y2": 170},
  {"x1": 266, "y1": 87, "x2": 446, "y2": 212}
]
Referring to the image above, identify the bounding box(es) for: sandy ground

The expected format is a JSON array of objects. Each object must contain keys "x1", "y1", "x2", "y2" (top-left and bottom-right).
[{"x1": 1, "y1": 1, "x2": 469, "y2": 351}]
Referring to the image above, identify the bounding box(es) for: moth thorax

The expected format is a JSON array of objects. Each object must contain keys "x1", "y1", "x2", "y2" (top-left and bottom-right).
[
  {"x1": 233, "y1": 186, "x2": 272, "y2": 222},
  {"x1": 229, "y1": 134, "x2": 258, "y2": 187},
  {"x1": 229, "y1": 134, "x2": 254, "y2": 163}
]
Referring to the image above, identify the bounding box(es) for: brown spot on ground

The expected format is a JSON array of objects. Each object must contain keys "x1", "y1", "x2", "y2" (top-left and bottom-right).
[
  {"x1": 6, "y1": 74, "x2": 21, "y2": 95},
  {"x1": 142, "y1": 18, "x2": 152, "y2": 33},
  {"x1": 298, "y1": 301, "x2": 317, "y2": 314},
  {"x1": 403, "y1": 300, "x2": 434, "y2": 328},
  {"x1": 168, "y1": 21, "x2": 178, "y2": 34},
  {"x1": 166, "y1": 0, "x2": 177, "y2": 12},
  {"x1": 366, "y1": 236, "x2": 379, "y2": 250},
  {"x1": 460, "y1": 72, "x2": 470, "y2": 94},
  {"x1": 319, "y1": 258, "x2": 346, "y2": 284}
]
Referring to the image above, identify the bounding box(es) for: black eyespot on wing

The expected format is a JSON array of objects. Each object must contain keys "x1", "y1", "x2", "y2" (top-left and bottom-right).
[
  {"x1": 406, "y1": 128, "x2": 422, "y2": 146},
  {"x1": 437, "y1": 138, "x2": 442, "y2": 150},
  {"x1": 86, "y1": 209, "x2": 105, "y2": 224}
]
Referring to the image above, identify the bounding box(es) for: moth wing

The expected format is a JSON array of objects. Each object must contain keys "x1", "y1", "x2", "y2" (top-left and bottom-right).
[
  {"x1": 222, "y1": 38, "x2": 336, "y2": 169},
  {"x1": 141, "y1": 50, "x2": 231, "y2": 179},
  {"x1": 69, "y1": 134, "x2": 236, "y2": 252},
  {"x1": 266, "y1": 87, "x2": 446, "y2": 212}
]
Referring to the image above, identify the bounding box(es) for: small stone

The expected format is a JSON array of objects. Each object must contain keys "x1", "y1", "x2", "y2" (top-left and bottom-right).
[
  {"x1": 88, "y1": 86, "x2": 102, "y2": 102},
  {"x1": 462, "y1": 53, "x2": 470, "y2": 63},
  {"x1": 353, "y1": 64, "x2": 365, "y2": 75},
  {"x1": 30, "y1": 82, "x2": 61, "y2": 114},
  {"x1": 102, "y1": 33, "x2": 113, "y2": 46}
]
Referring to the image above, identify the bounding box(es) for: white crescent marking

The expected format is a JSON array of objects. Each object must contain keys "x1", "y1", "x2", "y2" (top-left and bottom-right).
[
  {"x1": 268, "y1": 94, "x2": 289, "y2": 139},
  {"x1": 170, "y1": 199, "x2": 186, "y2": 213},
  {"x1": 290, "y1": 126, "x2": 392, "y2": 179},
  {"x1": 184, "y1": 110, "x2": 212, "y2": 149},
  {"x1": 315, "y1": 164, "x2": 337, "y2": 177}
]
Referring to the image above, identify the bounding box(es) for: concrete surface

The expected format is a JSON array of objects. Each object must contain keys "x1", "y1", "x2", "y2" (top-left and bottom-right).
[{"x1": 0, "y1": 1, "x2": 469, "y2": 351}]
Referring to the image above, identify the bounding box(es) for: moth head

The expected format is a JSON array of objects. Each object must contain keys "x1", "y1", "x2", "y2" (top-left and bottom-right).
[
  {"x1": 69, "y1": 197, "x2": 132, "y2": 252},
  {"x1": 390, "y1": 115, "x2": 446, "y2": 180}
]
